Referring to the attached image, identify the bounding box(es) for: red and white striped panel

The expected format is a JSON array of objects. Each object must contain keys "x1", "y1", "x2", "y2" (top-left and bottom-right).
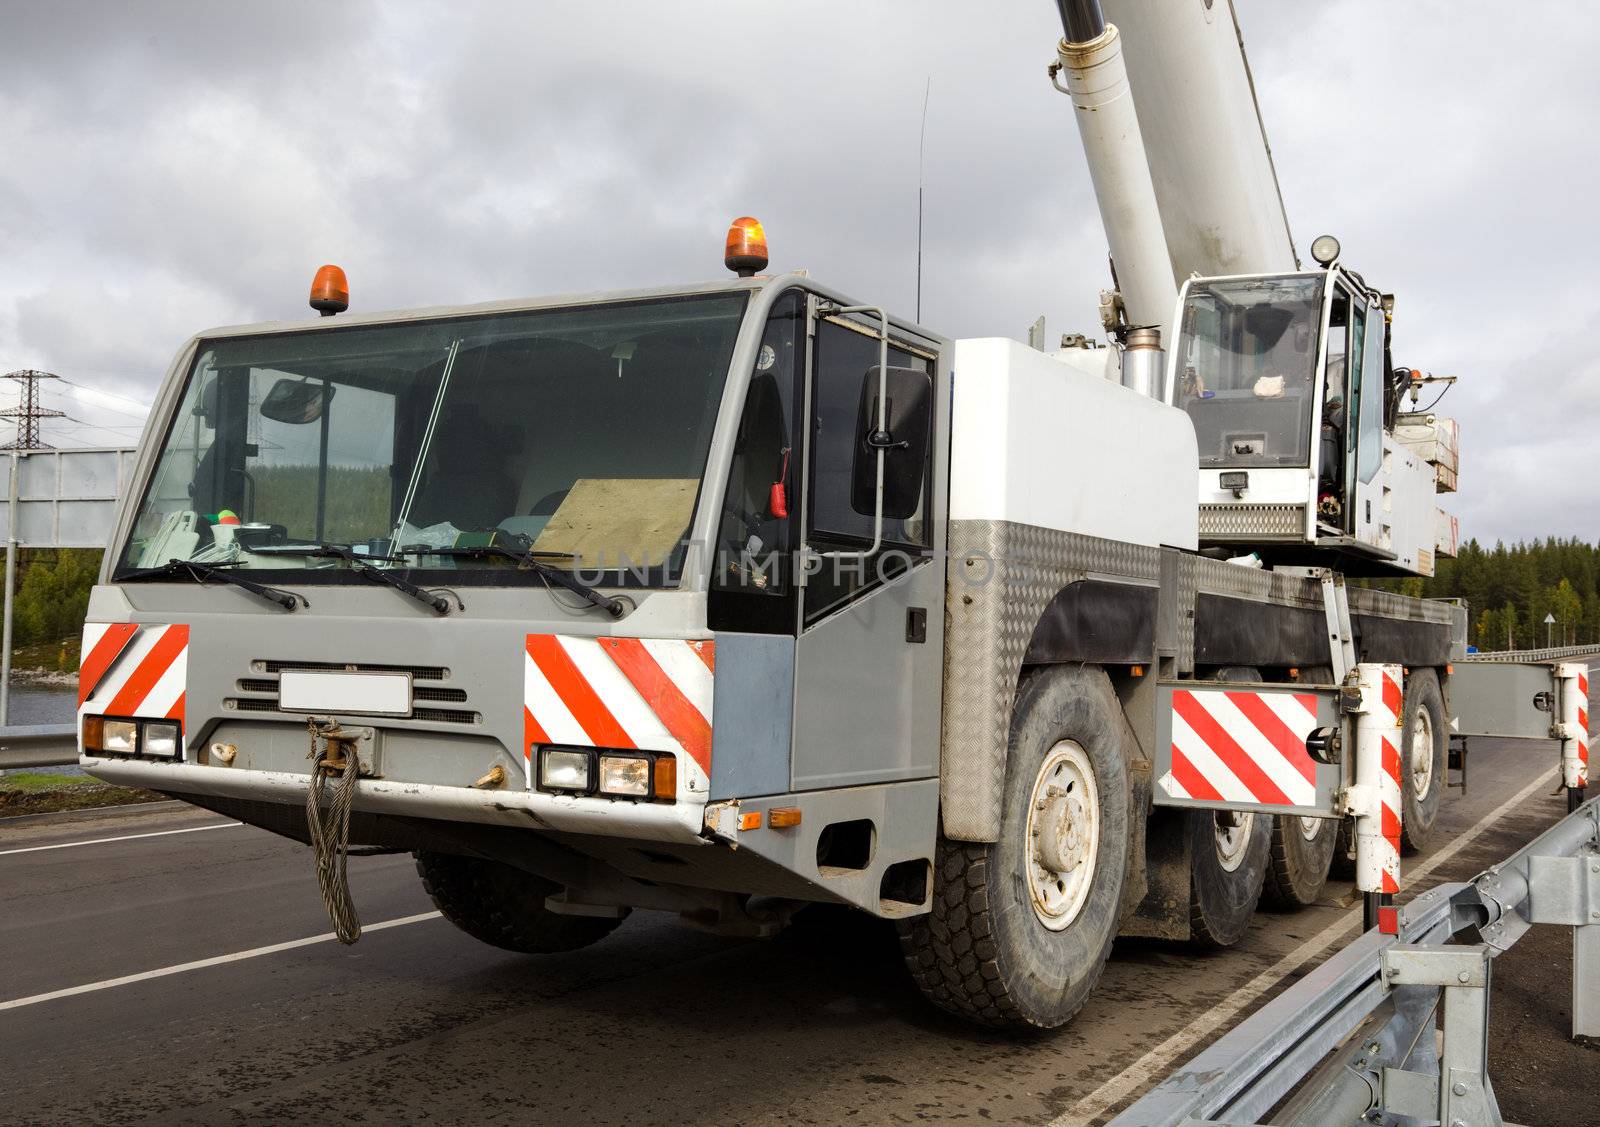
[
  {"x1": 78, "y1": 622, "x2": 189, "y2": 724},
  {"x1": 1161, "y1": 688, "x2": 1320, "y2": 809},
  {"x1": 1580, "y1": 670, "x2": 1590, "y2": 787},
  {"x1": 1559, "y1": 664, "x2": 1589, "y2": 789},
  {"x1": 1376, "y1": 670, "x2": 1403, "y2": 895},
  {"x1": 1352, "y1": 664, "x2": 1403, "y2": 904},
  {"x1": 523, "y1": 634, "x2": 714, "y2": 790}
]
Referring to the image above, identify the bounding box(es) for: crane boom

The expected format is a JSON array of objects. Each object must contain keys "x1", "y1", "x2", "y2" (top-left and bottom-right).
[{"x1": 1052, "y1": 1, "x2": 1459, "y2": 579}]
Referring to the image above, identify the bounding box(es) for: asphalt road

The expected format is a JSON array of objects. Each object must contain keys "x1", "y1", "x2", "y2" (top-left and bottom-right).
[{"x1": 2, "y1": 662, "x2": 1595, "y2": 1127}]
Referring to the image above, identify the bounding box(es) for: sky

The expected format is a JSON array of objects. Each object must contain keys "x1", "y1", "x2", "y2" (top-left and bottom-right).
[{"x1": 0, "y1": 0, "x2": 1594, "y2": 544}]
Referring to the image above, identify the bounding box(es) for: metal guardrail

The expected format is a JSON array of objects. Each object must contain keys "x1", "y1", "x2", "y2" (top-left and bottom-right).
[
  {"x1": 1461, "y1": 643, "x2": 1600, "y2": 663},
  {"x1": 0, "y1": 723, "x2": 78, "y2": 769},
  {"x1": 1109, "y1": 795, "x2": 1600, "y2": 1127}
]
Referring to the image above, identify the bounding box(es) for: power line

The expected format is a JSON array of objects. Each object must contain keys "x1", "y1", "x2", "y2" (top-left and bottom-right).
[
  {"x1": 52, "y1": 375, "x2": 152, "y2": 413},
  {"x1": 58, "y1": 414, "x2": 144, "y2": 440},
  {"x1": 42, "y1": 386, "x2": 149, "y2": 423}
]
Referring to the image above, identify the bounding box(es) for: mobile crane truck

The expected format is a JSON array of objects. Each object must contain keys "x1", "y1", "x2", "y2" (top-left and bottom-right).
[{"x1": 78, "y1": 0, "x2": 1585, "y2": 1029}]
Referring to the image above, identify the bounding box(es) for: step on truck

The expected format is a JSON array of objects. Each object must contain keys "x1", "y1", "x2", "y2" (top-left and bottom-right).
[{"x1": 77, "y1": 2, "x2": 1586, "y2": 1030}]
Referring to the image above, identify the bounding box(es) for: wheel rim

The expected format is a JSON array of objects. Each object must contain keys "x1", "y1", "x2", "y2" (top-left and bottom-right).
[
  {"x1": 1296, "y1": 815, "x2": 1323, "y2": 842},
  {"x1": 1409, "y1": 706, "x2": 1435, "y2": 799},
  {"x1": 1214, "y1": 811, "x2": 1255, "y2": 872},
  {"x1": 1026, "y1": 740, "x2": 1100, "y2": 931}
]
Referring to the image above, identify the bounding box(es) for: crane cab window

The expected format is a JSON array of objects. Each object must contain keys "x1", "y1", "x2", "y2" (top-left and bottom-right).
[{"x1": 1175, "y1": 274, "x2": 1324, "y2": 468}]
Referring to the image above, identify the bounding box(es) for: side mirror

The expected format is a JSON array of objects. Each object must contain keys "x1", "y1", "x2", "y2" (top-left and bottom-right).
[{"x1": 851, "y1": 365, "x2": 931, "y2": 521}]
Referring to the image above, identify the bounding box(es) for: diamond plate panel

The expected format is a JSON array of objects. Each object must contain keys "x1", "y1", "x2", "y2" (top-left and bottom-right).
[
  {"x1": 941, "y1": 521, "x2": 1160, "y2": 841},
  {"x1": 1193, "y1": 556, "x2": 1319, "y2": 607},
  {"x1": 1173, "y1": 552, "x2": 1196, "y2": 674},
  {"x1": 1198, "y1": 502, "x2": 1306, "y2": 540},
  {"x1": 1347, "y1": 585, "x2": 1456, "y2": 625}
]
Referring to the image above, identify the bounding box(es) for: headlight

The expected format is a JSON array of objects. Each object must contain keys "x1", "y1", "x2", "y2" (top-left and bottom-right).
[
  {"x1": 598, "y1": 755, "x2": 650, "y2": 798},
  {"x1": 539, "y1": 748, "x2": 592, "y2": 792},
  {"x1": 101, "y1": 719, "x2": 138, "y2": 754},
  {"x1": 142, "y1": 721, "x2": 181, "y2": 758}
]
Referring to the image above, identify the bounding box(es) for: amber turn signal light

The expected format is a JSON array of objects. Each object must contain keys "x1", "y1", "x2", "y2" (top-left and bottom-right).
[
  {"x1": 767, "y1": 806, "x2": 802, "y2": 829},
  {"x1": 309, "y1": 264, "x2": 349, "y2": 316},
  {"x1": 724, "y1": 216, "x2": 768, "y2": 277},
  {"x1": 653, "y1": 755, "x2": 677, "y2": 803}
]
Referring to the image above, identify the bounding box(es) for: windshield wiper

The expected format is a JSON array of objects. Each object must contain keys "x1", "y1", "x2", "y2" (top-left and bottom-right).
[
  {"x1": 409, "y1": 545, "x2": 627, "y2": 618},
  {"x1": 253, "y1": 544, "x2": 454, "y2": 615},
  {"x1": 119, "y1": 559, "x2": 306, "y2": 612}
]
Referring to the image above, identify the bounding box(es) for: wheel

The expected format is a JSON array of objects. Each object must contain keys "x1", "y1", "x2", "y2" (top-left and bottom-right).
[
  {"x1": 1399, "y1": 668, "x2": 1447, "y2": 854},
  {"x1": 1263, "y1": 665, "x2": 1337, "y2": 908},
  {"x1": 1188, "y1": 808, "x2": 1270, "y2": 946},
  {"x1": 897, "y1": 664, "x2": 1131, "y2": 1029},
  {"x1": 1261, "y1": 814, "x2": 1336, "y2": 908},
  {"x1": 414, "y1": 850, "x2": 626, "y2": 953},
  {"x1": 1178, "y1": 667, "x2": 1272, "y2": 942}
]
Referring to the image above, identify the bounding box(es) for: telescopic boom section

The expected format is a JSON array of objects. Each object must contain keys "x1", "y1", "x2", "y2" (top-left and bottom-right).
[
  {"x1": 1098, "y1": 0, "x2": 1298, "y2": 278},
  {"x1": 1054, "y1": 0, "x2": 1105, "y2": 42},
  {"x1": 1050, "y1": 0, "x2": 1177, "y2": 343}
]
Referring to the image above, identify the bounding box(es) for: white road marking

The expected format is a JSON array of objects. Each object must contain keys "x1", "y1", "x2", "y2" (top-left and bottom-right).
[
  {"x1": 0, "y1": 821, "x2": 243, "y2": 857},
  {"x1": 1052, "y1": 762, "x2": 1562, "y2": 1127},
  {"x1": 0, "y1": 911, "x2": 442, "y2": 1012}
]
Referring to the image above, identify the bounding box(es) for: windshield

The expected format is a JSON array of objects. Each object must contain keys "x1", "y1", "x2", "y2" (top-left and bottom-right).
[
  {"x1": 1174, "y1": 274, "x2": 1324, "y2": 468},
  {"x1": 116, "y1": 293, "x2": 747, "y2": 585}
]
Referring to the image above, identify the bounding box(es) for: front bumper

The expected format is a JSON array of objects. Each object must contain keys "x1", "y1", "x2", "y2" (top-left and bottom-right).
[{"x1": 83, "y1": 755, "x2": 710, "y2": 845}]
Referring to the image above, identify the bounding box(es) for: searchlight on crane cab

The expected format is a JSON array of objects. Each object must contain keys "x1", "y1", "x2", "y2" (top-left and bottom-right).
[
  {"x1": 309, "y1": 264, "x2": 350, "y2": 316},
  {"x1": 724, "y1": 217, "x2": 769, "y2": 277},
  {"x1": 1310, "y1": 234, "x2": 1341, "y2": 267}
]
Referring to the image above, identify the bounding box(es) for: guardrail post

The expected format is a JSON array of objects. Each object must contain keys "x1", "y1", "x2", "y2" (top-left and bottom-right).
[
  {"x1": 1380, "y1": 944, "x2": 1499, "y2": 1127},
  {"x1": 1579, "y1": 917, "x2": 1600, "y2": 1040},
  {"x1": 1349, "y1": 663, "x2": 1404, "y2": 933},
  {"x1": 1556, "y1": 662, "x2": 1589, "y2": 813}
]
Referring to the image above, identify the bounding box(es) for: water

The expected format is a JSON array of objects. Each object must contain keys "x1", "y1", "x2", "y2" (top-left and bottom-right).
[
  {"x1": 0, "y1": 681, "x2": 81, "y2": 780},
  {"x1": 6, "y1": 682, "x2": 76, "y2": 726}
]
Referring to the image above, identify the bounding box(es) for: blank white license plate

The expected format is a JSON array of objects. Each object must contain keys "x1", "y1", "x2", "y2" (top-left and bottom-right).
[{"x1": 278, "y1": 670, "x2": 412, "y2": 716}]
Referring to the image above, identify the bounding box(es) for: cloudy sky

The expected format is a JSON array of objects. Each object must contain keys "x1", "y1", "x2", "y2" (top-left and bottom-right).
[{"x1": 0, "y1": 0, "x2": 1594, "y2": 544}]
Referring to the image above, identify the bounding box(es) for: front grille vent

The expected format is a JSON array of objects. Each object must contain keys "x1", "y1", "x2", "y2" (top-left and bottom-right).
[
  {"x1": 413, "y1": 686, "x2": 469, "y2": 703},
  {"x1": 226, "y1": 659, "x2": 476, "y2": 725},
  {"x1": 257, "y1": 659, "x2": 449, "y2": 681},
  {"x1": 413, "y1": 708, "x2": 480, "y2": 725}
]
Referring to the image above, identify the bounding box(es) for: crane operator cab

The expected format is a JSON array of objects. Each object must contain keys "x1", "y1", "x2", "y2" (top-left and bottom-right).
[{"x1": 1170, "y1": 247, "x2": 1458, "y2": 578}]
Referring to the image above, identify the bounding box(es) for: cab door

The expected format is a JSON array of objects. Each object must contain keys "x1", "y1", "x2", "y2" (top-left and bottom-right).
[{"x1": 789, "y1": 301, "x2": 945, "y2": 791}]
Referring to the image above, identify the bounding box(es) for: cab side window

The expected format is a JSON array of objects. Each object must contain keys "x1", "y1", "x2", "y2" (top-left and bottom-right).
[
  {"x1": 1357, "y1": 307, "x2": 1385, "y2": 483},
  {"x1": 707, "y1": 292, "x2": 803, "y2": 634},
  {"x1": 804, "y1": 318, "x2": 932, "y2": 624}
]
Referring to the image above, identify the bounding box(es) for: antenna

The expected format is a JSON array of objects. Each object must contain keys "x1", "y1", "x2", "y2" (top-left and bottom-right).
[{"x1": 916, "y1": 77, "x2": 931, "y2": 323}]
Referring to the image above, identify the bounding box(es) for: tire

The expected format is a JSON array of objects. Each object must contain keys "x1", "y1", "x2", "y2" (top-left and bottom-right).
[
  {"x1": 414, "y1": 850, "x2": 626, "y2": 954},
  {"x1": 1180, "y1": 666, "x2": 1271, "y2": 941},
  {"x1": 1187, "y1": 808, "x2": 1270, "y2": 946},
  {"x1": 1261, "y1": 814, "x2": 1336, "y2": 908},
  {"x1": 1399, "y1": 668, "x2": 1447, "y2": 854},
  {"x1": 1330, "y1": 818, "x2": 1356, "y2": 879},
  {"x1": 1262, "y1": 666, "x2": 1337, "y2": 908},
  {"x1": 897, "y1": 664, "x2": 1131, "y2": 1029}
]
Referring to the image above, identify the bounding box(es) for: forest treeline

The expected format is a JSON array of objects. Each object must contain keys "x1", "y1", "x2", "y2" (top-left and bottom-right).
[
  {"x1": 11, "y1": 548, "x2": 101, "y2": 661},
  {"x1": 1365, "y1": 537, "x2": 1600, "y2": 651}
]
